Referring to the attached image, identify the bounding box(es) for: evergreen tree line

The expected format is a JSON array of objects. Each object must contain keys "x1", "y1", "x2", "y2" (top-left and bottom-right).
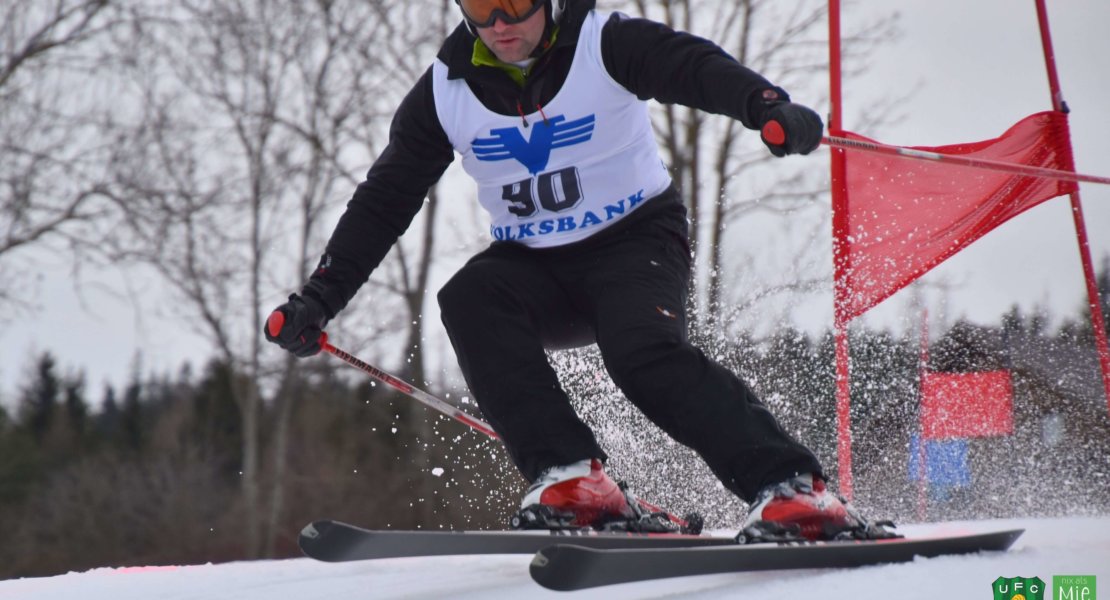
[
  {"x1": 0, "y1": 357, "x2": 518, "y2": 579},
  {"x1": 1, "y1": 261, "x2": 1107, "y2": 579}
]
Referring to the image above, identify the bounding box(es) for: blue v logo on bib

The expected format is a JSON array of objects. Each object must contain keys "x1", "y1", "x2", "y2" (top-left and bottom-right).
[{"x1": 472, "y1": 114, "x2": 595, "y2": 175}]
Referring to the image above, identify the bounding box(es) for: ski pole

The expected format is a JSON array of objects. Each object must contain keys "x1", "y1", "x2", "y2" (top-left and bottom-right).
[
  {"x1": 759, "y1": 119, "x2": 1110, "y2": 185},
  {"x1": 266, "y1": 311, "x2": 500, "y2": 438},
  {"x1": 820, "y1": 134, "x2": 1110, "y2": 186},
  {"x1": 267, "y1": 311, "x2": 698, "y2": 532}
]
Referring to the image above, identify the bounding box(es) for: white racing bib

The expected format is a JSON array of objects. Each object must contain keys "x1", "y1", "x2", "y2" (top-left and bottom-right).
[{"x1": 432, "y1": 11, "x2": 672, "y2": 248}]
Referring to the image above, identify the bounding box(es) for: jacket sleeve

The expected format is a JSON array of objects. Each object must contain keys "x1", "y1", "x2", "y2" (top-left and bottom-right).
[
  {"x1": 599, "y1": 13, "x2": 783, "y2": 129},
  {"x1": 303, "y1": 66, "x2": 455, "y2": 317}
]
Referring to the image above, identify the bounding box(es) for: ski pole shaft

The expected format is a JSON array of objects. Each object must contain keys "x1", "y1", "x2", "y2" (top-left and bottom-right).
[
  {"x1": 266, "y1": 312, "x2": 499, "y2": 438},
  {"x1": 319, "y1": 334, "x2": 501, "y2": 439},
  {"x1": 820, "y1": 134, "x2": 1110, "y2": 185}
]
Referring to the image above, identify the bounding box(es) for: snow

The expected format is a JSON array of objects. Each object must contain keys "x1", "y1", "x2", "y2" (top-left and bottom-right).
[{"x1": 2, "y1": 517, "x2": 1106, "y2": 599}]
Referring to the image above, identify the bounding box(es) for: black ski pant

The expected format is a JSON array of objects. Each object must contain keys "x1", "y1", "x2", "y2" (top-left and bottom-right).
[{"x1": 437, "y1": 204, "x2": 822, "y2": 503}]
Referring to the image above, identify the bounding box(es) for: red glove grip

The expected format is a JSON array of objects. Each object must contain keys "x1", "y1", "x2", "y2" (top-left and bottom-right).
[
  {"x1": 267, "y1": 310, "x2": 285, "y2": 337},
  {"x1": 762, "y1": 120, "x2": 786, "y2": 145}
]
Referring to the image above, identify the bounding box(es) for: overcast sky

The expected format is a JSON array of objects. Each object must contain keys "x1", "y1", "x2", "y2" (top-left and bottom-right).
[{"x1": 2, "y1": 0, "x2": 1107, "y2": 404}]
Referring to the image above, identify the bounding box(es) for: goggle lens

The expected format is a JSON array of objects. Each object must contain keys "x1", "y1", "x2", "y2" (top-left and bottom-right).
[{"x1": 459, "y1": 0, "x2": 544, "y2": 28}]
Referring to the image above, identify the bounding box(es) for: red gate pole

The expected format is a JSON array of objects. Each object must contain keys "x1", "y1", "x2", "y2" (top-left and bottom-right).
[
  {"x1": 1034, "y1": 0, "x2": 1110, "y2": 413},
  {"x1": 828, "y1": 0, "x2": 854, "y2": 500}
]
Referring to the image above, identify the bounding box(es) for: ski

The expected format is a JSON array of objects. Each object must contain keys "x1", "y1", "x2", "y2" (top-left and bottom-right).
[
  {"x1": 529, "y1": 528, "x2": 1025, "y2": 591},
  {"x1": 298, "y1": 519, "x2": 736, "y2": 562}
]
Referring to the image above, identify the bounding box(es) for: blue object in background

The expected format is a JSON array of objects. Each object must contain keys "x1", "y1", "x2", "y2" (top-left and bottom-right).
[{"x1": 908, "y1": 433, "x2": 971, "y2": 490}]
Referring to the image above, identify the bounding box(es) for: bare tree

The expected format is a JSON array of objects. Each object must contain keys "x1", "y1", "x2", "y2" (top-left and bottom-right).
[
  {"x1": 101, "y1": 0, "x2": 408, "y2": 556},
  {"x1": 346, "y1": 0, "x2": 467, "y2": 525},
  {"x1": 0, "y1": 0, "x2": 128, "y2": 310},
  {"x1": 101, "y1": 0, "x2": 470, "y2": 556}
]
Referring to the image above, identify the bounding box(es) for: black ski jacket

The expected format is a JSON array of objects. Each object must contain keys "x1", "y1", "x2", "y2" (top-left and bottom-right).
[{"x1": 304, "y1": 0, "x2": 785, "y2": 316}]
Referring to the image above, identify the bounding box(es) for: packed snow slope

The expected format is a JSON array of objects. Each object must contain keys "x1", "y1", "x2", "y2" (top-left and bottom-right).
[{"x1": 2, "y1": 517, "x2": 1106, "y2": 600}]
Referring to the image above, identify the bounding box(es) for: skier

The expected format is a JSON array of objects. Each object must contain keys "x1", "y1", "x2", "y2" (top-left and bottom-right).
[{"x1": 267, "y1": 0, "x2": 865, "y2": 540}]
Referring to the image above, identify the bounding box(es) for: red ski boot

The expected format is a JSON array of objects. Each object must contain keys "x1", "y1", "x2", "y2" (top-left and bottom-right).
[
  {"x1": 741, "y1": 473, "x2": 861, "y2": 541},
  {"x1": 511, "y1": 459, "x2": 636, "y2": 530}
]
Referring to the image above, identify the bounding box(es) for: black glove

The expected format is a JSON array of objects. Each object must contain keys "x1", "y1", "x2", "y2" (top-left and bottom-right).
[
  {"x1": 264, "y1": 293, "x2": 329, "y2": 357},
  {"x1": 760, "y1": 101, "x2": 824, "y2": 157}
]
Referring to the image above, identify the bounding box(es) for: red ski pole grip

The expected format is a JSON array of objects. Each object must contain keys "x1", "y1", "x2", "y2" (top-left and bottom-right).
[
  {"x1": 266, "y1": 310, "x2": 285, "y2": 338},
  {"x1": 762, "y1": 120, "x2": 786, "y2": 145}
]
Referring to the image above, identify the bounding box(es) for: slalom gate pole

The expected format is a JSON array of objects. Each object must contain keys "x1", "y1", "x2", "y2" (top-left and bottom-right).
[
  {"x1": 821, "y1": 135, "x2": 1110, "y2": 186},
  {"x1": 267, "y1": 311, "x2": 694, "y2": 530},
  {"x1": 826, "y1": 0, "x2": 855, "y2": 502},
  {"x1": 1034, "y1": 0, "x2": 1110, "y2": 411}
]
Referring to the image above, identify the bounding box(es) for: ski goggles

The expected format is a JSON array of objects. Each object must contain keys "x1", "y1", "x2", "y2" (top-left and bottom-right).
[{"x1": 458, "y1": 0, "x2": 546, "y2": 28}]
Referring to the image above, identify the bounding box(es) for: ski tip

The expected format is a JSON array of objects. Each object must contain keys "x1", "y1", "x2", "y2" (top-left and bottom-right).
[
  {"x1": 529, "y1": 546, "x2": 570, "y2": 592},
  {"x1": 298, "y1": 520, "x2": 350, "y2": 561},
  {"x1": 300, "y1": 519, "x2": 340, "y2": 540},
  {"x1": 915, "y1": 527, "x2": 1025, "y2": 550},
  {"x1": 301, "y1": 523, "x2": 321, "y2": 539},
  {"x1": 995, "y1": 528, "x2": 1025, "y2": 550},
  {"x1": 301, "y1": 521, "x2": 332, "y2": 540},
  {"x1": 530, "y1": 545, "x2": 600, "y2": 592}
]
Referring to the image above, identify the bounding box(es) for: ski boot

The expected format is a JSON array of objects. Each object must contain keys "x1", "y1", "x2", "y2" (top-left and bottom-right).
[
  {"x1": 738, "y1": 473, "x2": 900, "y2": 543},
  {"x1": 510, "y1": 458, "x2": 701, "y2": 534}
]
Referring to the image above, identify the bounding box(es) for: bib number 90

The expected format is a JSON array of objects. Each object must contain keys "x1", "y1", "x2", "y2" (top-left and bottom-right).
[{"x1": 502, "y1": 166, "x2": 582, "y2": 217}]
